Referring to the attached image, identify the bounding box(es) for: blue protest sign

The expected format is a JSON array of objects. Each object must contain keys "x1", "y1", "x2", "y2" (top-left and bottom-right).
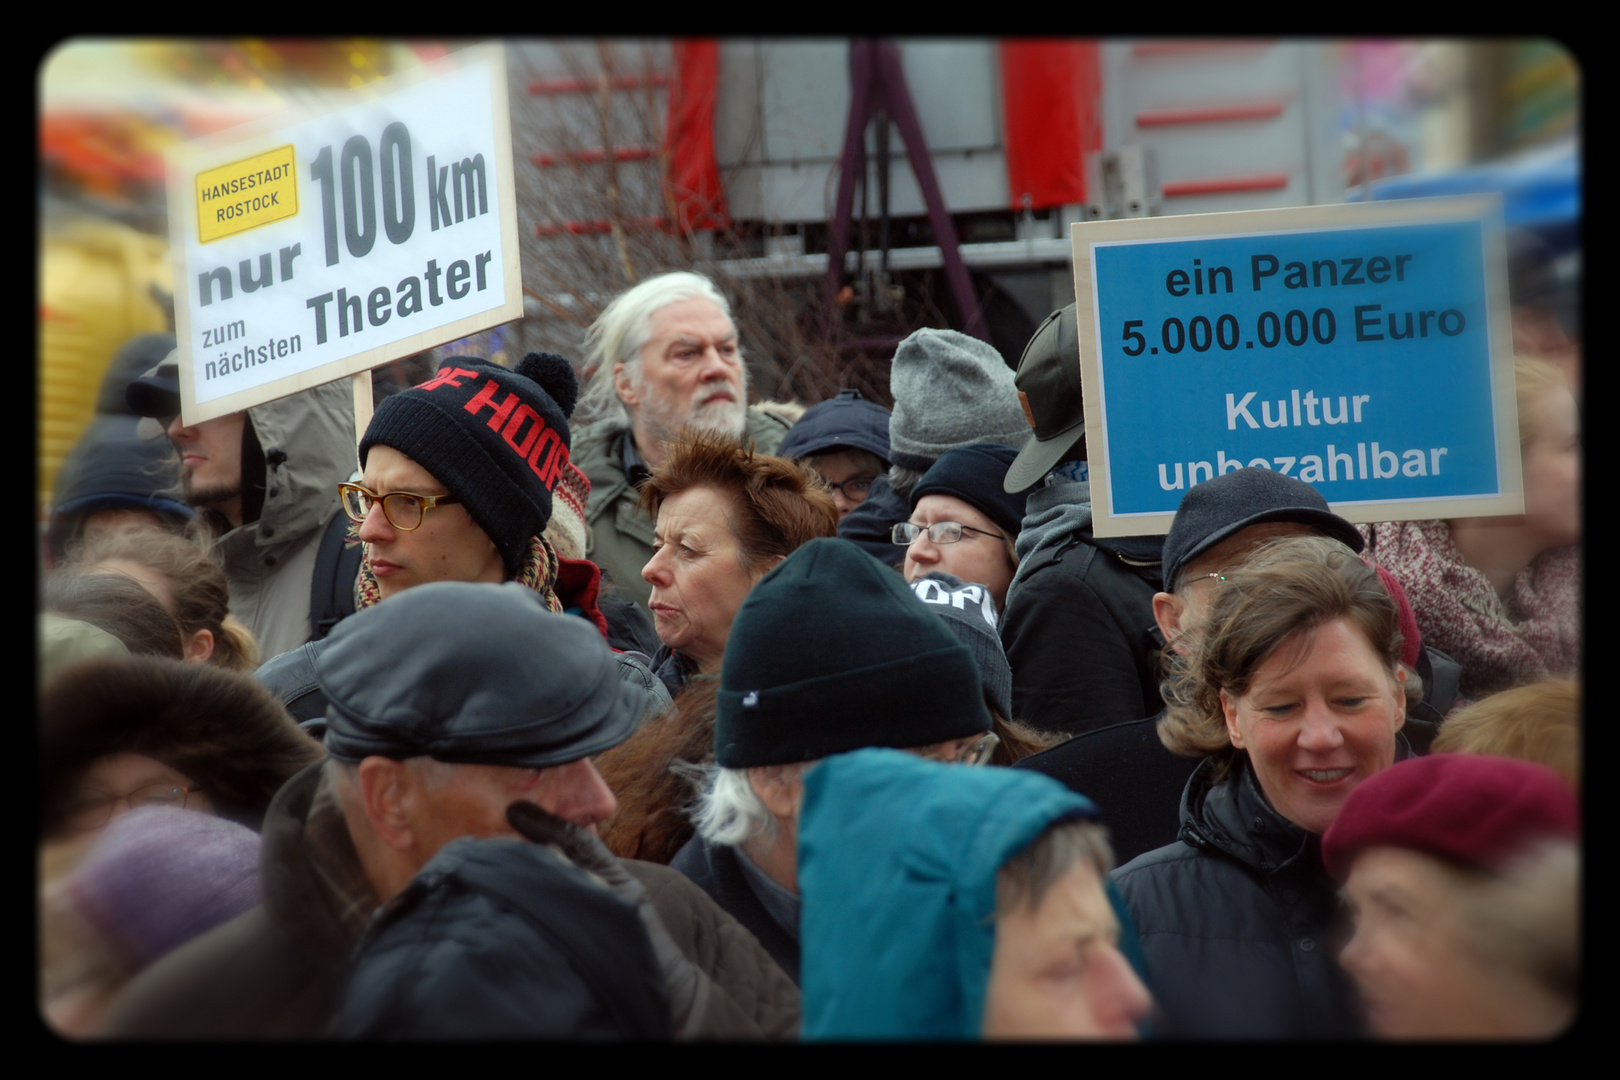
[{"x1": 1072, "y1": 197, "x2": 1521, "y2": 537}]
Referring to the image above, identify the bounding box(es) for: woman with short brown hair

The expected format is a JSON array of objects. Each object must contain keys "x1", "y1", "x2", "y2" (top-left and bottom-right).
[{"x1": 638, "y1": 428, "x2": 838, "y2": 692}]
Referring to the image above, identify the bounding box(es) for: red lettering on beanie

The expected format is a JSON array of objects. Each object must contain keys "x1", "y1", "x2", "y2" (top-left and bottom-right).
[
  {"x1": 418, "y1": 366, "x2": 479, "y2": 392},
  {"x1": 503, "y1": 404, "x2": 543, "y2": 457},
  {"x1": 464, "y1": 380, "x2": 520, "y2": 431},
  {"x1": 529, "y1": 427, "x2": 562, "y2": 484},
  {"x1": 544, "y1": 441, "x2": 570, "y2": 487}
]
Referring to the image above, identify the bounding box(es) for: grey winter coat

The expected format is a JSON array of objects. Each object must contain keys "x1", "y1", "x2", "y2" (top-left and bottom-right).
[{"x1": 216, "y1": 379, "x2": 357, "y2": 658}]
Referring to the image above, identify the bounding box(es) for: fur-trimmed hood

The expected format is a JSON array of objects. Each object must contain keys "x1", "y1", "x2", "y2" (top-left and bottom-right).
[{"x1": 41, "y1": 656, "x2": 324, "y2": 837}]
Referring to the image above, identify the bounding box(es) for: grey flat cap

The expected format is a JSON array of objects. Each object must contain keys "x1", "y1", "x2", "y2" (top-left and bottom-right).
[{"x1": 318, "y1": 581, "x2": 642, "y2": 768}]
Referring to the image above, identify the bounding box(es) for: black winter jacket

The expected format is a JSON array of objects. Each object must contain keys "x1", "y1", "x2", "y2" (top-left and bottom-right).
[
  {"x1": 1111, "y1": 757, "x2": 1361, "y2": 1040},
  {"x1": 1001, "y1": 533, "x2": 1165, "y2": 736},
  {"x1": 1015, "y1": 711, "x2": 1193, "y2": 868},
  {"x1": 334, "y1": 837, "x2": 671, "y2": 1039}
]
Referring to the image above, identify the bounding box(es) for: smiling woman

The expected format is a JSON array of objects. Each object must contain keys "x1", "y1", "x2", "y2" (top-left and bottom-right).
[
  {"x1": 1112, "y1": 534, "x2": 1409, "y2": 1038},
  {"x1": 638, "y1": 429, "x2": 838, "y2": 689}
]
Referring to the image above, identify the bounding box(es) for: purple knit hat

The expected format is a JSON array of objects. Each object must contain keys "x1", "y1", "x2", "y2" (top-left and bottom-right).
[{"x1": 65, "y1": 806, "x2": 261, "y2": 970}]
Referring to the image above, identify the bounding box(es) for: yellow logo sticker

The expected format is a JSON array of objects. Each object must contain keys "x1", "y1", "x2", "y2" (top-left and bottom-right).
[{"x1": 196, "y1": 145, "x2": 298, "y2": 244}]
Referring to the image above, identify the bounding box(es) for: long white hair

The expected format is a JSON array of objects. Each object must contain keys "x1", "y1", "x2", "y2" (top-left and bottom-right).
[{"x1": 576, "y1": 271, "x2": 738, "y2": 428}]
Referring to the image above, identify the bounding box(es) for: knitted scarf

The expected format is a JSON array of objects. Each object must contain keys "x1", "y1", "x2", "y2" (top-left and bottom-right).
[
  {"x1": 355, "y1": 534, "x2": 564, "y2": 614},
  {"x1": 1362, "y1": 520, "x2": 1580, "y2": 698}
]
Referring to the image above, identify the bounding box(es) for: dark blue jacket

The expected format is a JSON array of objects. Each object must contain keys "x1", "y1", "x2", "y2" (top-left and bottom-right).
[
  {"x1": 1016, "y1": 712, "x2": 1194, "y2": 868},
  {"x1": 1112, "y1": 757, "x2": 1361, "y2": 1039},
  {"x1": 670, "y1": 834, "x2": 800, "y2": 986}
]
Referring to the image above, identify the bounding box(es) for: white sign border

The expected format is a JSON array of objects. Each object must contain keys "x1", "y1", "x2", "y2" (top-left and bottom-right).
[
  {"x1": 166, "y1": 42, "x2": 523, "y2": 425},
  {"x1": 1071, "y1": 194, "x2": 1522, "y2": 538}
]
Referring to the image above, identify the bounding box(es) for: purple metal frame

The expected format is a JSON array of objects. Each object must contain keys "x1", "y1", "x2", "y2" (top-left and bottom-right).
[{"x1": 822, "y1": 40, "x2": 988, "y2": 342}]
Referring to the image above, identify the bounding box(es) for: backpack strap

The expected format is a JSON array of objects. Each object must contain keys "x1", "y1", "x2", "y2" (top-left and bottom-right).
[{"x1": 309, "y1": 512, "x2": 363, "y2": 640}]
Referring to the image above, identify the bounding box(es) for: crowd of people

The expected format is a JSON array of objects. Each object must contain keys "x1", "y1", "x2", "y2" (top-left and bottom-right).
[{"x1": 38, "y1": 268, "x2": 1581, "y2": 1041}]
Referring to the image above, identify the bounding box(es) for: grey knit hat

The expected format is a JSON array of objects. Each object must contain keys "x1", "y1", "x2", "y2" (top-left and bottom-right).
[{"x1": 887, "y1": 329, "x2": 1028, "y2": 471}]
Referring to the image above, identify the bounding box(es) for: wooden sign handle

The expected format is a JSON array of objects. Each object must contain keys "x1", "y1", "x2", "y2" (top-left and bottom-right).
[{"x1": 352, "y1": 369, "x2": 374, "y2": 449}]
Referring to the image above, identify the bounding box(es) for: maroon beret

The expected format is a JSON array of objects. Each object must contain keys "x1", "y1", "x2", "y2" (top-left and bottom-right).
[{"x1": 1322, "y1": 753, "x2": 1579, "y2": 881}]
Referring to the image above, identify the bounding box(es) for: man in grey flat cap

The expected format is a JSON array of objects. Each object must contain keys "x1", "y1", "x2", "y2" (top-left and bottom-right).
[{"x1": 102, "y1": 582, "x2": 799, "y2": 1040}]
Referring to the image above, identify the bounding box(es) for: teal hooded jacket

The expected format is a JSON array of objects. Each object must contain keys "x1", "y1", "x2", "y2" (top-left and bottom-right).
[{"x1": 798, "y1": 748, "x2": 1142, "y2": 1040}]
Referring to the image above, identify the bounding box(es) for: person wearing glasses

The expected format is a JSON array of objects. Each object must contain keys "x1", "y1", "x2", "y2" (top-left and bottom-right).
[
  {"x1": 671, "y1": 538, "x2": 996, "y2": 985},
  {"x1": 255, "y1": 353, "x2": 669, "y2": 727},
  {"x1": 895, "y1": 443, "x2": 1031, "y2": 613},
  {"x1": 773, "y1": 389, "x2": 893, "y2": 519},
  {"x1": 40, "y1": 654, "x2": 323, "y2": 847}
]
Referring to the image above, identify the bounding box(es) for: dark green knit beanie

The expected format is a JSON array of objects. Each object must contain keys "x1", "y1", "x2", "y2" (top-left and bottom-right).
[{"x1": 715, "y1": 538, "x2": 991, "y2": 768}]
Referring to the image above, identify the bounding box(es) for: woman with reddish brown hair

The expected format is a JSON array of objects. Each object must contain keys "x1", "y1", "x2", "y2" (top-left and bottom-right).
[{"x1": 639, "y1": 428, "x2": 839, "y2": 694}]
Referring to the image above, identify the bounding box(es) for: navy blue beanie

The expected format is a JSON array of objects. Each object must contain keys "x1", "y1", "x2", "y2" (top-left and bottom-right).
[
  {"x1": 776, "y1": 389, "x2": 892, "y2": 465},
  {"x1": 908, "y1": 444, "x2": 1030, "y2": 539}
]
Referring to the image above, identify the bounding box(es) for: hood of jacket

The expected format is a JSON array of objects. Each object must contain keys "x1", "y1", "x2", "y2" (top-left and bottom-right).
[
  {"x1": 798, "y1": 748, "x2": 1097, "y2": 1040},
  {"x1": 229, "y1": 379, "x2": 356, "y2": 552},
  {"x1": 49, "y1": 415, "x2": 193, "y2": 558},
  {"x1": 1009, "y1": 478, "x2": 1161, "y2": 598}
]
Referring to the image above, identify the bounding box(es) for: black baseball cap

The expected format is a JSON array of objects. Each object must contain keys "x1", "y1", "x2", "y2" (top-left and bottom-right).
[
  {"x1": 1004, "y1": 304, "x2": 1084, "y2": 493},
  {"x1": 125, "y1": 355, "x2": 182, "y2": 419}
]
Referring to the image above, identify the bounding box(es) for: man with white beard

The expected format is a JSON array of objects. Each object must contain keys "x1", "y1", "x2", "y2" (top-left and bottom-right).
[{"x1": 572, "y1": 272, "x2": 791, "y2": 611}]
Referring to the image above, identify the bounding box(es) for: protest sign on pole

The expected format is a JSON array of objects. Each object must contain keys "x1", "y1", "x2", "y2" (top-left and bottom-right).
[
  {"x1": 1071, "y1": 195, "x2": 1521, "y2": 538},
  {"x1": 165, "y1": 43, "x2": 521, "y2": 429}
]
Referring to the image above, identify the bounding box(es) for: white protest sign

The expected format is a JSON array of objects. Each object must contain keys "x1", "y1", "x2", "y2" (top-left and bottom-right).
[
  {"x1": 166, "y1": 44, "x2": 522, "y2": 424},
  {"x1": 1072, "y1": 196, "x2": 1521, "y2": 538}
]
